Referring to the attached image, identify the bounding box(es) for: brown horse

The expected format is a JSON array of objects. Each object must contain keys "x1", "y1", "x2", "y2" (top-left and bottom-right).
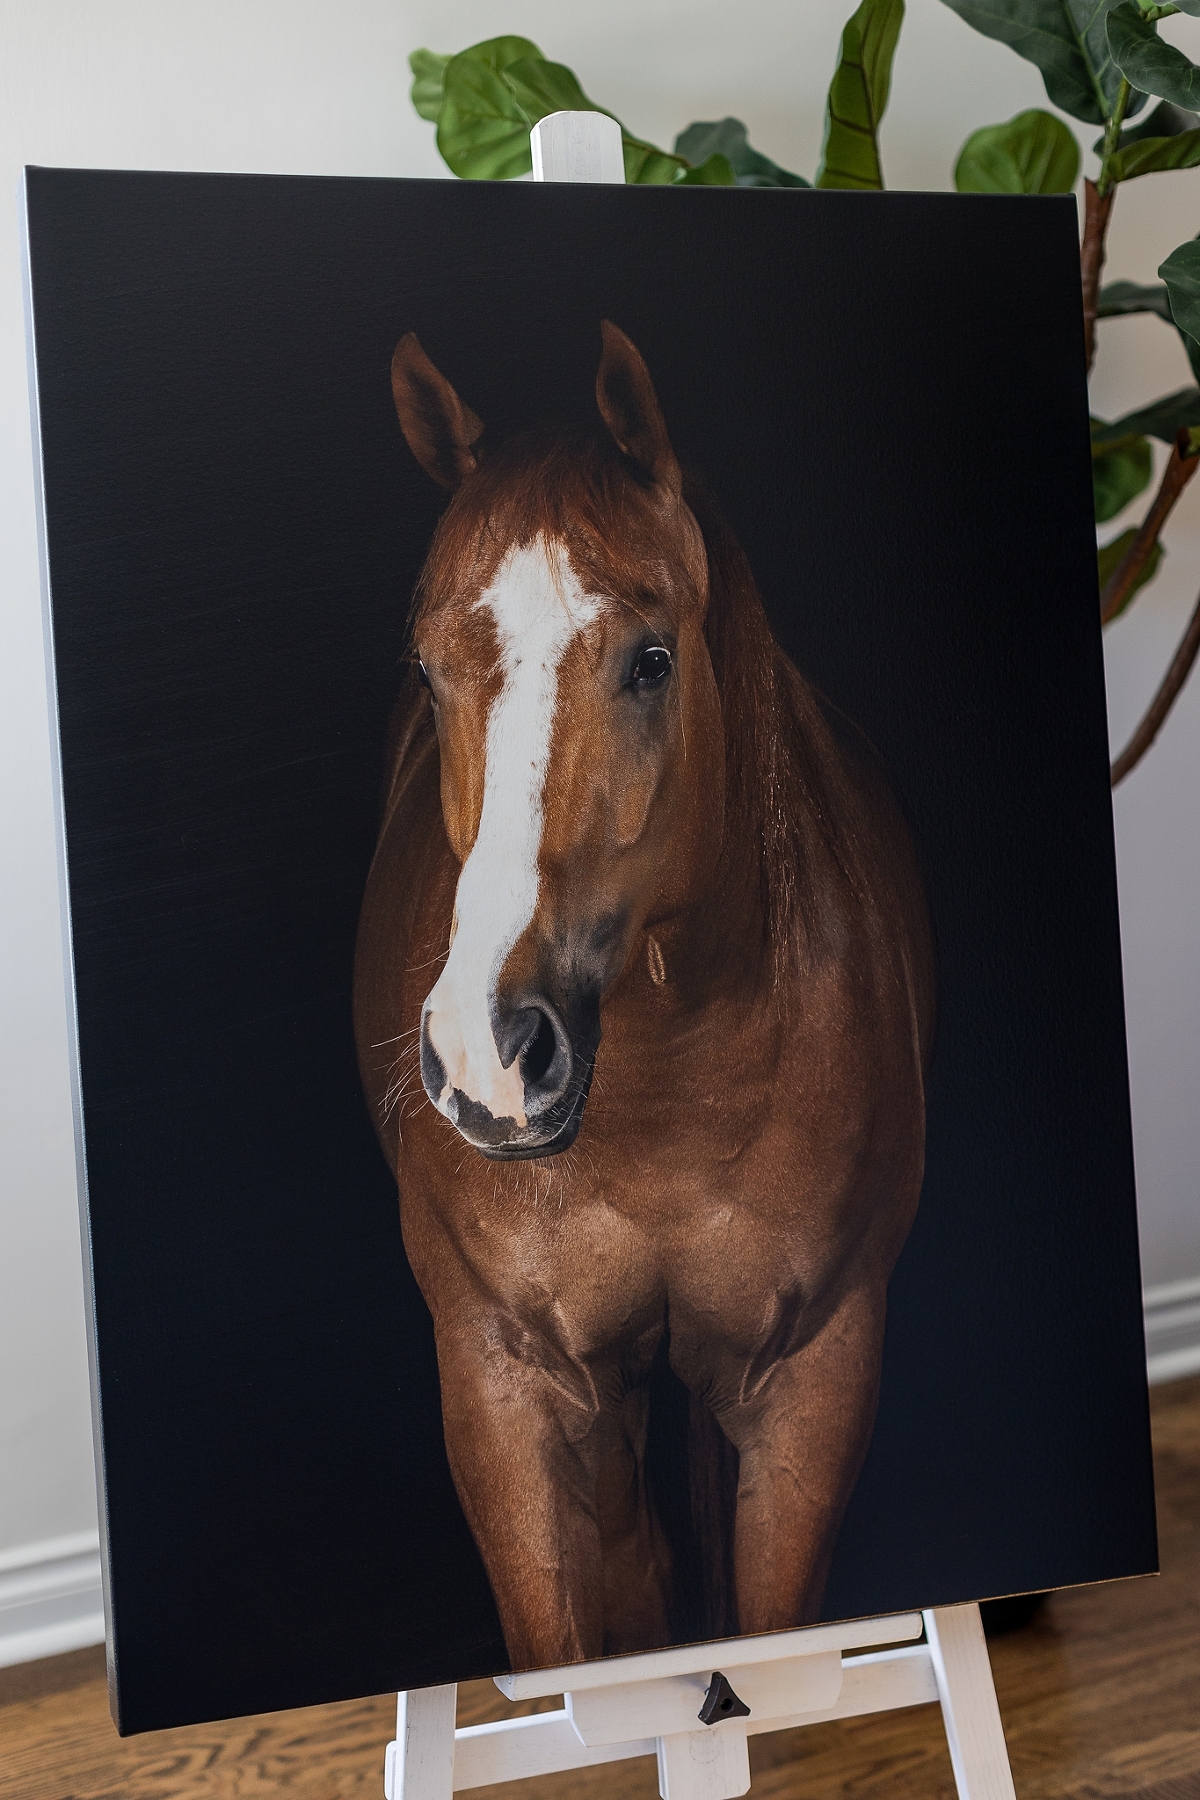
[{"x1": 354, "y1": 322, "x2": 933, "y2": 1673}]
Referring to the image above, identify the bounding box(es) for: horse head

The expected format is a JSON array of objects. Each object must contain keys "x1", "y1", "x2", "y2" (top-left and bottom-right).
[{"x1": 391, "y1": 323, "x2": 725, "y2": 1159}]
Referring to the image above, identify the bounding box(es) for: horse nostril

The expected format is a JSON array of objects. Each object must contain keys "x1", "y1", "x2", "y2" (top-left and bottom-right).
[
  {"x1": 520, "y1": 1011, "x2": 559, "y2": 1087},
  {"x1": 493, "y1": 997, "x2": 572, "y2": 1105}
]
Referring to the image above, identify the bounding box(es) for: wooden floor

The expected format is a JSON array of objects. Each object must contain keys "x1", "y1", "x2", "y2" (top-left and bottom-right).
[{"x1": 2, "y1": 1375, "x2": 1197, "y2": 1800}]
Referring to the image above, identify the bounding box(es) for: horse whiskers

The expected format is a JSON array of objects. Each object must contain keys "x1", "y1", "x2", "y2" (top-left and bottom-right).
[
  {"x1": 381, "y1": 1053, "x2": 427, "y2": 1123},
  {"x1": 380, "y1": 1050, "x2": 424, "y2": 1121},
  {"x1": 405, "y1": 946, "x2": 450, "y2": 974},
  {"x1": 370, "y1": 1025, "x2": 422, "y2": 1049},
  {"x1": 383, "y1": 1051, "x2": 424, "y2": 1094}
]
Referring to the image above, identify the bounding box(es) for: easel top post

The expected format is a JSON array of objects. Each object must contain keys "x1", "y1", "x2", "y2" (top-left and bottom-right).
[{"x1": 530, "y1": 111, "x2": 625, "y2": 184}]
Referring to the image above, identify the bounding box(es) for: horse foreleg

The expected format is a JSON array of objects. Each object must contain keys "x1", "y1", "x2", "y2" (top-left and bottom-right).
[
  {"x1": 435, "y1": 1329, "x2": 609, "y2": 1670},
  {"x1": 595, "y1": 1386, "x2": 673, "y2": 1654},
  {"x1": 719, "y1": 1284, "x2": 886, "y2": 1631}
]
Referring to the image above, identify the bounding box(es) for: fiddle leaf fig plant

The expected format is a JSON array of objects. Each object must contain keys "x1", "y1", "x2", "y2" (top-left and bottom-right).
[{"x1": 408, "y1": 0, "x2": 1200, "y2": 784}]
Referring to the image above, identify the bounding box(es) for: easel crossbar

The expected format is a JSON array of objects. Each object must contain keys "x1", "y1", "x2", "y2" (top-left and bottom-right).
[{"x1": 450, "y1": 1645, "x2": 936, "y2": 1791}]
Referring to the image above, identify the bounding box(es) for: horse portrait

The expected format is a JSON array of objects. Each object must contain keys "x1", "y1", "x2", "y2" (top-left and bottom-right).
[{"x1": 354, "y1": 321, "x2": 935, "y2": 1673}]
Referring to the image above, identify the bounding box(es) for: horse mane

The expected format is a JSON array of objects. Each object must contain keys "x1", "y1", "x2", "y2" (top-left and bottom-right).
[
  {"x1": 683, "y1": 472, "x2": 880, "y2": 985},
  {"x1": 410, "y1": 427, "x2": 881, "y2": 987}
]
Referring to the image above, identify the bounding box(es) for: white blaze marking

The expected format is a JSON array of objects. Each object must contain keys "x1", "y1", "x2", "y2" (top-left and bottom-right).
[{"x1": 424, "y1": 538, "x2": 600, "y2": 1129}]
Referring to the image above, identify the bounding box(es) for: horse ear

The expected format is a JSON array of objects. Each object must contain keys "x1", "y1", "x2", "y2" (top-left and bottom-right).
[
  {"x1": 595, "y1": 321, "x2": 681, "y2": 496},
  {"x1": 391, "y1": 333, "x2": 484, "y2": 490}
]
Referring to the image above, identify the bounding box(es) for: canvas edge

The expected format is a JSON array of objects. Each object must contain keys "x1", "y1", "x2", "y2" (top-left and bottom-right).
[{"x1": 18, "y1": 167, "x2": 120, "y2": 1721}]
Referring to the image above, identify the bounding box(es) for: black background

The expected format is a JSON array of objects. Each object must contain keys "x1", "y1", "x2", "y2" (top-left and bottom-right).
[{"x1": 26, "y1": 168, "x2": 1156, "y2": 1734}]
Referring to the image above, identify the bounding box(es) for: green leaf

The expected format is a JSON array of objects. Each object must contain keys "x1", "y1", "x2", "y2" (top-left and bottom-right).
[
  {"x1": 1107, "y1": 3, "x2": 1200, "y2": 111},
  {"x1": 673, "y1": 153, "x2": 738, "y2": 185},
  {"x1": 954, "y1": 108, "x2": 1080, "y2": 190},
  {"x1": 460, "y1": 35, "x2": 544, "y2": 72},
  {"x1": 1098, "y1": 526, "x2": 1164, "y2": 617},
  {"x1": 1092, "y1": 431, "x2": 1153, "y2": 518},
  {"x1": 1160, "y1": 243, "x2": 1200, "y2": 382},
  {"x1": 502, "y1": 54, "x2": 601, "y2": 120},
  {"x1": 816, "y1": 0, "x2": 905, "y2": 189},
  {"x1": 1091, "y1": 386, "x2": 1200, "y2": 445},
  {"x1": 1160, "y1": 238, "x2": 1200, "y2": 341},
  {"x1": 1098, "y1": 274, "x2": 1200, "y2": 381},
  {"x1": 411, "y1": 40, "x2": 550, "y2": 135},
  {"x1": 1068, "y1": 0, "x2": 1149, "y2": 117},
  {"x1": 624, "y1": 139, "x2": 690, "y2": 183},
  {"x1": 436, "y1": 52, "x2": 537, "y2": 180},
  {"x1": 939, "y1": 0, "x2": 1146, "y2": 126},
  {"x1": 409, "y1": 48, "x2": 451, "y2": 122},
  {"x1": 1093, "y1": 97, "x2": 1200, "y2": 153},
  {"x1": 1109, "y1": 125, "x2": 1200, "y2": 178},
  {"x1": 673, "y1": 118, "x2": 810, "y2": 186},
  {"x1": 1096, "y1": 279, "x2": 1174, "y2": 320}
]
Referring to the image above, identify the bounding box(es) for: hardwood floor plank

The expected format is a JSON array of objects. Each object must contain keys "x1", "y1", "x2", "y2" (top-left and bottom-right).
[{"x1": 2, "y1": 1375, "x2": 1196, "y2": 1800}]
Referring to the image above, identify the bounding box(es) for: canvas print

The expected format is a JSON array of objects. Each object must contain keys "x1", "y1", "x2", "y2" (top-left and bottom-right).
[{"x1": 24, "y1": 167, "x2": 1156, "y2": 1733}]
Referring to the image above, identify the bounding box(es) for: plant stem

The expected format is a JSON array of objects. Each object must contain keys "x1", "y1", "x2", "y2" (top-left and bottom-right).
[
  {"x1": 1081, "y1": 181, "x2": 1117, "y2": 371},
  {"x1": 1111, "y1": 583, "x2": 1200, "y2": 783},
  {"x1": 1081, "y1": 83, "x2": 1130, "y2": 366},
  {"x1": 1096, "y1": 78, "x2": 1132, "y2": 197},
  {"x1": 1100, "y1": 431, "x2": 1200, "y2": 624}
]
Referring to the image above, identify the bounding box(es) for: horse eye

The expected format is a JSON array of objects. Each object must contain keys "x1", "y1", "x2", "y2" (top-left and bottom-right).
[
  {"x1": 632, "y1": 646, "x2": 672, "y2": 688},
  {"x1": 417, "y1": 661, "x2": 432, "y2": 691}
]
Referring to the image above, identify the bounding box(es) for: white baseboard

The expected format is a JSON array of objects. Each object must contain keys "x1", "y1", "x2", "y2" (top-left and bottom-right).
[
  {"x1": 0, "y1": 1530, "x2": 104, "y2": 1670},
  {"x1": 1145, "y1": 1276, "x2": 1200, "y2": 1385}
]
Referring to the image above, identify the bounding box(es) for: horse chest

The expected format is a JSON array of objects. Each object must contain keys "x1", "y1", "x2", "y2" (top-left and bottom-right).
[{"x1": 403, "y1": 1128, "x2": 847, "y2": 1377}]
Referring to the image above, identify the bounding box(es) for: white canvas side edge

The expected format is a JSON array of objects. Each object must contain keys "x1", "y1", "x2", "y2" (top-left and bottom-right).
[{"x1": 18, "y1": 169, "x2": 116, "y2": 1687}]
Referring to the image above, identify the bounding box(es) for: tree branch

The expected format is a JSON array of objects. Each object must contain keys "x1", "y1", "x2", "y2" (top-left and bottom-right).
[
  {"x1": 1100, "y1": 430, "x2": 1200, "y2": 625},
  {"x1": 1081, "y1": 179, "x2": 1117, "y2": 372},
  {"x1": 1111, "y1": 582, "x2": 1200, "y2": 783}
]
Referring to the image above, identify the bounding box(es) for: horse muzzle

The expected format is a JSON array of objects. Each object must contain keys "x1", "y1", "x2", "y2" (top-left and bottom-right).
[{"x1": 419, "y1": 990, "x2": 598, "y2": 1159}]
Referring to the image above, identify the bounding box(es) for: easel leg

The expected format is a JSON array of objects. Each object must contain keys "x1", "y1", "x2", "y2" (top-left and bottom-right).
[
  {"x1": 385, "y1": 1685, "x2": 457, "y2": 1800},
  {"x1": 656, "y1": 1725, "x2": 751, "y2": 1800},
  {"x1": 924, "y1": 1606, "x2": 1017, "y2": 1800}
]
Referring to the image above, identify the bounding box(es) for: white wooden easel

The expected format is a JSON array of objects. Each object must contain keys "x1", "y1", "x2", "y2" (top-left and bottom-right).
[
  {"x1": 384, "y1": 1604, "x2": 1016, "y2": 1800},
  {"x1": 384, "y1": 109, "x2": 1019, "y2": 1800}
]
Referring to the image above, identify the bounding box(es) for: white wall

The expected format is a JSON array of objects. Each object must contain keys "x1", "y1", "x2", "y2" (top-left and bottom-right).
[{"x1": 2, "y1": 0, "x2": 1197, "y2": 1585}]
